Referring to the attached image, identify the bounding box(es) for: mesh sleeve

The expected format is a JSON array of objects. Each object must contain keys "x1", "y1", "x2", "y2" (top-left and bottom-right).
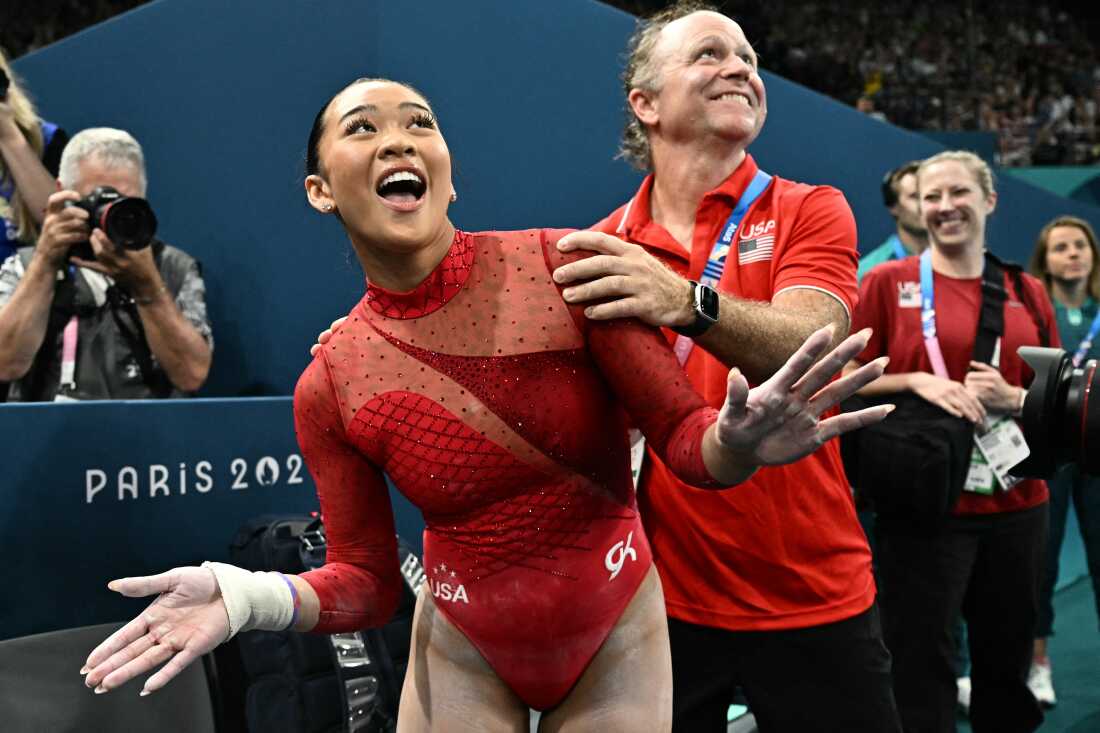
[
  {"x1": 294, "y1": 356, "x2": 404, "y2": 632},
  {"x1": 540, "y1": 229, "x2": 721, "y2": 488}
]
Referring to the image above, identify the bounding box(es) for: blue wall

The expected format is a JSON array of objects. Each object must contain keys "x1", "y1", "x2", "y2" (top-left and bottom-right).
[
  {"x1": 14, "y1": 0, "x2": 1100, "y2": 396},
  {"x1": 0, "y1": 398, "x2": 426, "y2": 639},
  {"x1": 6, "y1": 0, "x2": 1098, "y2": 632}
]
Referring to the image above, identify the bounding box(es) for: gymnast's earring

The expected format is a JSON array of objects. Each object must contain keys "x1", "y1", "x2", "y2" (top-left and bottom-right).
[
  {"x1": 323, "y1": 203, "x2": 334, "y2": 212},
  {"x1": 449, "y1": 191, "x2": 457, "y2": 203}
]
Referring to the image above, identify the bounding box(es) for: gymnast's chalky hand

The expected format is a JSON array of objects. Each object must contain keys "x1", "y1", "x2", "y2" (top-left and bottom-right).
[
  {"x1": 81, "y1": 567, "x2": 229, "y2": 696},
  {"x1": 715, "y1": 325, "x2": 892, "y2": 467}
]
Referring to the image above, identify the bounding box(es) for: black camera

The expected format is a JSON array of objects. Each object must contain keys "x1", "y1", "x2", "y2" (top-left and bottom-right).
[
  {"x1": 1012, "y1": 346, "x2": 1100, "y2": 477},
  {"x1": 64, "y1": 186, "x2": 158, "y2": 260}
]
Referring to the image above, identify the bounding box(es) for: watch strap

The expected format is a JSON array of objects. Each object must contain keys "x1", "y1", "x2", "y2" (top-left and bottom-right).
[{"x1": 673, "y1": 281, "x2": 718, "y2": 338}]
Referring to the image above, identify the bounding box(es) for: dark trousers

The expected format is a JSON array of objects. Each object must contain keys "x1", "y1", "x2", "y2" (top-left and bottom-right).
[
  {"x1": 1038, "y1": 464, "x2": 1100, "y2": 636},
  {"x1": 668, "y1": 604, "x2": 901, "y2": 733},
  {"x1": 863, "y1": 507, "x2": 972, "y2": 677},
  {"x1": 877, "y1": 503, "x2": 1048, "y2": 733}
]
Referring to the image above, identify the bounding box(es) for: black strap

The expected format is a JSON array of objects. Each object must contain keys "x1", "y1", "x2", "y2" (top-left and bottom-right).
[
  {"x1": 105, "y1": 285, "x2": 174, "y2": 397},
  {"x1": 978, "y1": 251, "x2": 1051, "y2": 353},
  {"x1": 972, "y1": 255, "x2": 1006, "y2": 365},
  {"x1": 1008, "y1": 268, "x2": 1051, "y2": 347}
]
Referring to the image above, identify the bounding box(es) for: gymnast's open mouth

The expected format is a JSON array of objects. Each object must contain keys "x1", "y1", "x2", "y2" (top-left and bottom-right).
[{"x1": 376, "y1": 165, "x2": 427, "y2": 212}]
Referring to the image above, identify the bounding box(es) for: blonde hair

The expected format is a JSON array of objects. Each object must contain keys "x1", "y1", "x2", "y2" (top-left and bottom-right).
[
  {"x1": 1029, "y1": 215, "x2": 1100, "y2": 300},
  {"x1": 917, "y1": 150, "x2": 996, "y2": 198},
  {"x1": 0, "y1": 48, "x2": 46, "y2": 244},
  {"x1": 619, "y1": 0, "x2": 720, "y2": 171}
]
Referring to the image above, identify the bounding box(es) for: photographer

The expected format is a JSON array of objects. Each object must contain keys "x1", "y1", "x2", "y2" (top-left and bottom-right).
[{"x1": 0, "y1": 127, "x2": 211, "y2": 401}]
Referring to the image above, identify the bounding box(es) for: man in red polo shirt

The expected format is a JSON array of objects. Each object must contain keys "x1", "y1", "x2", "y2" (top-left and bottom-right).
[{"x1": 552, "y1": 3, "x2": 901, "y2": 731}]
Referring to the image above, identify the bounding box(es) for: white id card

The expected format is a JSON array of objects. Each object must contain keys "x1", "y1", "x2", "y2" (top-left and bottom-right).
[
  {"x1": 964, "y1": 445, "x2": 996, "y2": 494},
  {"x1": 973, "y1": 416, "x2": 1029, "y2": 491}
]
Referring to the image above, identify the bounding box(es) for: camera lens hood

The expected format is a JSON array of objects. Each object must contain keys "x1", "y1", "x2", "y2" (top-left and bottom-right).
[{"x1": 1015, "y1": 346, "x2": 1071, "y2": 477}]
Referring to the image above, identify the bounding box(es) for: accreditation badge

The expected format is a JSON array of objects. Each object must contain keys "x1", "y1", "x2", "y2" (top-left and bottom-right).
[
  {"x1": 969, "y1": 416, "x2": 1030, "y2": 492},
  {"x1": 897, "y1": 281, "x2": 921, "y2": 308},
  {"x1": 964, "y1": 444, "x2": 996, "y2": 495}
]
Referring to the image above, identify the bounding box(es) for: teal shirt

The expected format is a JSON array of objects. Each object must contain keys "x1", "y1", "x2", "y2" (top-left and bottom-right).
[
  {"x1": 1054, "y1": 296, "x2": 1100, "y2": 362},
  {"x1": 857, "y1": 234, "x2": 908, "y2": 283}
]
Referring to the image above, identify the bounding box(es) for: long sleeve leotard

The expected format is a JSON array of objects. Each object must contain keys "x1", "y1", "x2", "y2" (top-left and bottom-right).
[{"x1": 293, "y1": 228, "x2": 722, "y2": 709}]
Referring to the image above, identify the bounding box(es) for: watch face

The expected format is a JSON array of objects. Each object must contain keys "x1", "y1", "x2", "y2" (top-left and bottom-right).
[{"x1": 697, "y1": 284, "x2": 720, "y2": 322}]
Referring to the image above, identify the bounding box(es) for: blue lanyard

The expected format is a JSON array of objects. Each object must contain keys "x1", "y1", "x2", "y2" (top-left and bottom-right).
[
  {"x1": 918, "y1": 248, "x2": 954, "y2": 378},
  {"x1": 919, "y1": 249, "x2": 937, "y2": 339},
  {"x1": 1073, "y1": 308, "x2": 1100, "y2": 367},
  {"x1": 700, "y1": 170, "x2": 772, "y2": 285},
  {"x1": 890, "y1": 234, "x2": 908, "y2": 261}
]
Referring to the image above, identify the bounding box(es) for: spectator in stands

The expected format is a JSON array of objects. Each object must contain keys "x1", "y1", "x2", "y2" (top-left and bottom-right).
[
  {"x1": 850, "y1": 150, "x2": 1055, "y2": 733},
  {"x1": 551, "y1": 3, "x2": 902, "y2": 731},
  {"x1": 857, "y1": 94, "x2": 888, "y2": 122},
  {"x1": 1026, "y1": 215, "x2": 1100, "y2": 710},
  {"x1": 0, "y1": 49, "x2": 67, "y2": 277},
  {"x1": 0, "y1": 127, "x2": 212, "y2": 400},
  {"x1": 858, "y1": 161, "x2": 929, "y2": 282},
  {"x1": 79, "y1": 77, "x2": 891, "y2": 730}
]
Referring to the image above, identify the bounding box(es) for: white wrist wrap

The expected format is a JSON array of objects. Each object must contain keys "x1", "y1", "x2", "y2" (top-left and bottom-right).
[{"x1": 202, "y1": 561, "x2": 295, "y2": 639}]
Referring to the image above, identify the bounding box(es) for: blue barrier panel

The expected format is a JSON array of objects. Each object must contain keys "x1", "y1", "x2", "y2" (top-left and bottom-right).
[
  {"x1": 0, "y1": 398, "x2": 424, "y2": 640},
  {"x1": 14, "y1": 0, "x2": 1100, "y2": 396}
]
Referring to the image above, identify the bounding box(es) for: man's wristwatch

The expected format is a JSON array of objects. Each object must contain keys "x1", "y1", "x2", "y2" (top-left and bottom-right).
[{"x1": 673, "y1": 280, "x2": 720, "y2": 338}]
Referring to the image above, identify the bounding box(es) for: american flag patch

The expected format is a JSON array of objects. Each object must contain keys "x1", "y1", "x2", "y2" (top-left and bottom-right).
[{"x1": 738, "y1": 235, "x2": 775, "y2": 265}]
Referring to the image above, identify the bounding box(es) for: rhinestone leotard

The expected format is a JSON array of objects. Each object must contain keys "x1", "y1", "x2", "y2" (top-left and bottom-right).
[{"x1": 294, "y1": 229, "x2": 720, "y2": 710}]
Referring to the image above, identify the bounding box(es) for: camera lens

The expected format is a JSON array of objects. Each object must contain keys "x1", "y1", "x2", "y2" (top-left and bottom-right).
[
  {"x1": 98, "y1": 198, "x2": 157, "y2": 250},
  {"x1": 1016, "y1": 346, "x2": 1100, "y2": 476}
]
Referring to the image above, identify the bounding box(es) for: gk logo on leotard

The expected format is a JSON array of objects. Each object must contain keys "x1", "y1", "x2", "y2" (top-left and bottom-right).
[{"x1": 605, "y1": 531, "x2": 637, "y2": 581}]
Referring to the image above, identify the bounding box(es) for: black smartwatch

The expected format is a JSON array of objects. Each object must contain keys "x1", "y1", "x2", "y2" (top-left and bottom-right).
[{"x1": 673, "y1": 280, "x2": 719, "y2": 338}]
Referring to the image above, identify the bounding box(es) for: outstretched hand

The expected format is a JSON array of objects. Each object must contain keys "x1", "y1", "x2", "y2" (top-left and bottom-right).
[
  {"x1": 715, "y1": 325, "x2": 892, "y2": 468},
  {"x1": 82, "y1": 567, "x2": 229, "y2": 696}
]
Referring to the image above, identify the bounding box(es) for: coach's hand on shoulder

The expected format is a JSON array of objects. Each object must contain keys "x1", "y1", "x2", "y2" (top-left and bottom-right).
[
  {"x1": 310, "y1": 316, "x2": 348, "y2": 357},
  {"x1": 553, "y1": 231, "x2": 694, "y2": 329}
]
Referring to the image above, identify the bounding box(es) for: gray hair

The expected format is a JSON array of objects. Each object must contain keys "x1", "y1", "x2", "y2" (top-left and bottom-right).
[
  {"x1": 619, "y1": 0, "x2": 720, "y2": 171},
  {"x1": 59, "y1": 127, "x2": 148, "y2": 195}
]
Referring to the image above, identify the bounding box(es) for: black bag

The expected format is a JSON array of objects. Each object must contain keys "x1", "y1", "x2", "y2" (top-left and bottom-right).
[
  {"x1": 841, "y1": 393, "x2": 974, "y2": 517},
  {"x1": 841, "y1": 253, "x2": 1048, "y2": 519},
  {"x1": 222, "y1": 514, "x2": 423, "y2": 733}
]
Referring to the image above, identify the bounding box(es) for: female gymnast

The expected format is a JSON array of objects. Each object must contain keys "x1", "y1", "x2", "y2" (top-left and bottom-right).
[{"x1": 82, "y1": 78, "x2": 890, "y2": 732}]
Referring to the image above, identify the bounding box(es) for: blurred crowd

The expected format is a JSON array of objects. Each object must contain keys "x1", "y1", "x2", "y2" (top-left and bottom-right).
[
  {"x1": 614, "y1": 0, "x2": 1100, "y2": 167},
  {"x1": 7, "y1": 1, "x2": 1100, "y2": 167},
  {"x1": 0, "y1": 1, "x2": 148, "y2": 60}
]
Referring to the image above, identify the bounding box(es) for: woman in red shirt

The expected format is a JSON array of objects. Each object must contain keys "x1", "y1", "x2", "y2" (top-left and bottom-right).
[
  {"x1": 850, "y1": 150, "x2": 1055, "y2": 733},
  {"x1": 80, "y1": 78, "x2": 889, "y2": 730}
]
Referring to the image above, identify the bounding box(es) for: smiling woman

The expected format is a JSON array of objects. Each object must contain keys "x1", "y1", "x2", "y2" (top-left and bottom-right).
[
  {"x1": 848, "y1": 150, "x2": 1058, "y2": 732},
  {"x1": 78, "y1": 77, "x2": 892, "y2": 732}
]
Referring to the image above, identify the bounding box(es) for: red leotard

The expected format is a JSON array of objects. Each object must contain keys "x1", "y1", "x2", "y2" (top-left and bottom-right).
[{"x1": 294, "y1": 228, "x2": 720, "y2": 710}]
